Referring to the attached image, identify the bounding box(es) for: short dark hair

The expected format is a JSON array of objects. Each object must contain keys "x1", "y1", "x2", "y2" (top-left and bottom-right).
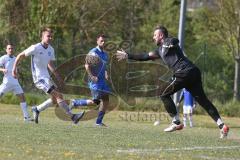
[
  {"x1": 97, "y1": 33, "x2": 106, "y2": 39},
  {"x1": 5, "y1": 42, "x2": 14, "y2": 48},
  {"x1": 155, "y1": 25, "x2": 168, "y2": 37},
  {"x1": 41, "y1": 27, "x2": 53, "y2": 36}
]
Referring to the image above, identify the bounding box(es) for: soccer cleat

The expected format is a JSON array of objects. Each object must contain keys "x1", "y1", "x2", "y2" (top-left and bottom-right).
[
  {"x1": 164, "y1": 122, "x2": 184, "y2": 132},
  {"x1": 96, "y1": 123, "x2": 108, "y2": 127},
  {"x1": 24, "y1": 117, "x2": 34, "y2": 122},
  {"x1": 32, "y1": 106, "x2": 40, "y2": 124},
  {"x1": 71, "y1": 111, "x2": 85, "y2": 124},
  {"x1": 220, "y1": 125, "x2": 229, "y2": 138}
]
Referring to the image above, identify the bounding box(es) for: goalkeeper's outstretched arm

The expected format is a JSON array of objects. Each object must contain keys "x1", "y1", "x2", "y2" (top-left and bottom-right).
[{"x1": 116, "y1": 49, "x2": 159, "y2": 61}]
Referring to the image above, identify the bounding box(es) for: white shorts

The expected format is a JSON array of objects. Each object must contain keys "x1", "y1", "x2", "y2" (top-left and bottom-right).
[
  {"x1": 0, "y1": 82, "x2": 24, "y2": 96},
  {"x1": 183, "y1": 105, "x2": 193, "y2": 114},
  {"x1": 35, "y1": 78, "x2": 55, "y2": 94}
]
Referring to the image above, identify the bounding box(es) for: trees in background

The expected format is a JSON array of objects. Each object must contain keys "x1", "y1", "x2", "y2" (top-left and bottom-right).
[
  {"x1": 210, "y1": 0, "x2": 240, "y2": 101},
  {"x1": 0, "y1": 0, "x2": 238, "y2": 102}
]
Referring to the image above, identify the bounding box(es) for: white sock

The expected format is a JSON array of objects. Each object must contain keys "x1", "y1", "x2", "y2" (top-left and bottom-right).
[
  {"x1": 189, "y1": 122, "x2": 193, "y2": 127},
  {"x1": 183, "y1": 115, "x2": 187, "y2": 127},
  {"x1": 20, "y1": 102, "x2": 30, "y2": 118},
  {"x1": 37, "y1": 98, "x2": 53, "y2": 112},
  {"x1": 189, "y1": 115, "x2": 193, "y2": 127},
  {"x1": 217, "y1": 118, "x2": 224, "y2": 126}
]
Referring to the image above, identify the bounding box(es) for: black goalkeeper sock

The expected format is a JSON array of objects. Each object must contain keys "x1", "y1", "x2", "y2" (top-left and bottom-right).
[{"x1": 173, "y1": 120, "x2": 181, "y2": 125}]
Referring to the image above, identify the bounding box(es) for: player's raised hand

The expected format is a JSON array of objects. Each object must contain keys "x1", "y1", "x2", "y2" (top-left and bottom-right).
[{"x1": 116, "y1": 49, "x2": 128, "y2": 61}]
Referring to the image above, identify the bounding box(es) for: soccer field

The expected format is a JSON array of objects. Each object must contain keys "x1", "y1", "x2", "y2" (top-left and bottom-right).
[{"x1": 0, "y1": 104, "x2": 240, "y2": 160}]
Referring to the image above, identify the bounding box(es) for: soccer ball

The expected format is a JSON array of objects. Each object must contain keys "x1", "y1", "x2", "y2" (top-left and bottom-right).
[
  {"x1": 153, "y1": 120, "x2": 160, "y2": 126},
  {"x1": 85, "y1": 54, "x2": 101, "y2": 66}
]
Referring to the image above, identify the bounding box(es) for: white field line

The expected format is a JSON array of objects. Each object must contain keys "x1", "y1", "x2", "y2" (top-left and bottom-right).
[
  {"x1": 197, "y1": 155, "x2": 240, "y2": 160},
  {"x1": 117, "y1": 145, "x2": 240, "y2": 154}
]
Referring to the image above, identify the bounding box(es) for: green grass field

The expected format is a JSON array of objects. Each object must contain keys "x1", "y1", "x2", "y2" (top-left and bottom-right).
[{"x1": 0, "y1": 104, "x2": 240, "y2": 160}]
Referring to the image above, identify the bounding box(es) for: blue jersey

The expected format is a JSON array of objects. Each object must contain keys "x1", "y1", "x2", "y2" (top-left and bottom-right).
[
  {"x1": 180, "y1": 88, "x2": 194, "y2": 106},
  {"x1": 88, "y1": 47, "x2": 108, "y2": 80},
  {"x1": 87, "y1": 47, "x2": 110, "y2": 95}
]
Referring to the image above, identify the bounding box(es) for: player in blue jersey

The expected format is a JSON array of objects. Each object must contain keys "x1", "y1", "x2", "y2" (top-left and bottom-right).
[
  {"x1": 177, "y1": 88, "x2": 196, "y2": 127},
  {"x1": 70, "y1": 34, "x2": 110, "y2": 126}
]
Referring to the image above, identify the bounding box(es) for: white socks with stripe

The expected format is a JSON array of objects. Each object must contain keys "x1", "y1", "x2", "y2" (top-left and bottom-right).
[{"x1": 37, "y1": 98, "x2": 53, "y2": 112}]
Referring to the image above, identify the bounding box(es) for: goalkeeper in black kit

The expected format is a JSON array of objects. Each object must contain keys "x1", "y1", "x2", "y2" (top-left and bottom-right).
[{"x1": 116, "y1": 25, "x2": 229, "y2": 138}]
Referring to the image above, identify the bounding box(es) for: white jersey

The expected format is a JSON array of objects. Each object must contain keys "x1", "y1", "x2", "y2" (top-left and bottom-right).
[
  {"x1": 24, "y1": 43, "x2": 55, "y2": 83},
  {"x1": 0, "y1": 54, "x2": 19, "y2": 85}
]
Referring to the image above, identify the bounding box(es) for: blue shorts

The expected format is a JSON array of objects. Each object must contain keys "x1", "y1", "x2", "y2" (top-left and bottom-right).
[{"x1": 89, "y1": 80, "x2": 111, "y2": 100}]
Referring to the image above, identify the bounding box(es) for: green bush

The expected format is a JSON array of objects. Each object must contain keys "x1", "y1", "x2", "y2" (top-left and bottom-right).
[
  {"x1": 0, "y1": 93, "x2": 46, "y2": 105},
  {"x1": 118, "y1": 97, "x2": 165, "y2": 112},
  {"x1": 217, "y1": 99, "x2": 240, "y2": 117},
  {"x1": 1, "y1": 93, "x2": 240, "y2": 118},
  {"x1": 117, "y1": 97, "x2": 240, "y2": 118},
  {"x1": 181, "y1": 99, "x2": 240, "y2": 118}
]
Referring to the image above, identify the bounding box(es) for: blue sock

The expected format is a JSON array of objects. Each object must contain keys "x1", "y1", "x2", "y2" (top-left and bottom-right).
[
  {"x1": 72, "y1": 99, "x2": 88, "y2": 106},
  {"x1": 96, "y1": 111, "x2": 105, "y2": 124}
]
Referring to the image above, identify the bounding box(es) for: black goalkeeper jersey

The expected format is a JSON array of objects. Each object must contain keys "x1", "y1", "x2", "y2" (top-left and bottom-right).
[{"x1": 155, "y1": 37, "x2": 195, "y2": 73}]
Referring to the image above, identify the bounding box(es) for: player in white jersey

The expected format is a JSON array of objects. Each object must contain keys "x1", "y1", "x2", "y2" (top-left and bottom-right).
[
  {"x1": 12, "y1": 27, "x2": 84, "y2": 124},
  {"x1": 0, "y1": 44, "x2": 32, "y2": 122}
]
